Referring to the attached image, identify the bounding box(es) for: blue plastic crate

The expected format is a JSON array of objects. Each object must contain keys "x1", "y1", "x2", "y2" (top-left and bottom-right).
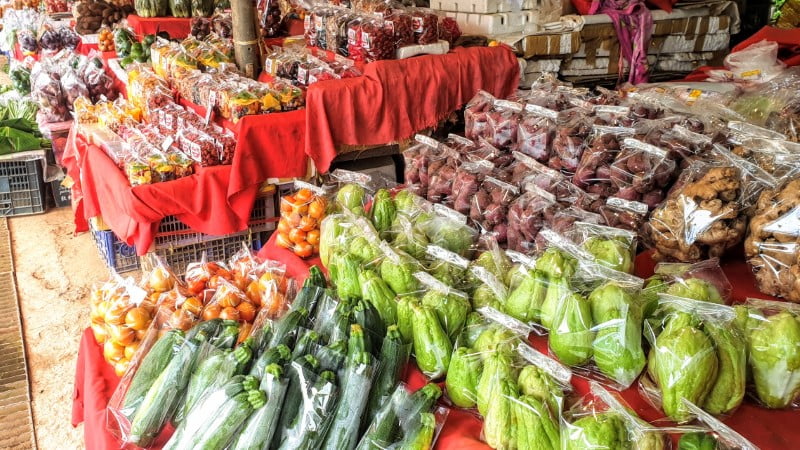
[
  {"x1": 90, "y1": 225, "x2": 139, "y2": 273},
  {"x1": 142, "y1": 231, "x2": 266, "y2": 277},
  {"x1": 0, "y1": 152, "x2": 46, "y2": 217}
]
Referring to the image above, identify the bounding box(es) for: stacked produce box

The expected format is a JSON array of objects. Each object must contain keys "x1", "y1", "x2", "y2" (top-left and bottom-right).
[
  {"x1": 431, "y1": 0, "x2": 564, "y2": 35},
  {"x1": 507, "y1": 6, "x2": 738, "y2": 84}
]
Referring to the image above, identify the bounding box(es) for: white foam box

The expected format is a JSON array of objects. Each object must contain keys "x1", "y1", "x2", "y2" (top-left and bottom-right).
[
  {"x1": 397, "y1": 40, "x2": 450, "y2": 59},
  {"x1": 442, "y1": 10, "x2": 531, "y2": 34},
  {"x1": 431, "y1": 0, "x2": 512, "y2": 13}
]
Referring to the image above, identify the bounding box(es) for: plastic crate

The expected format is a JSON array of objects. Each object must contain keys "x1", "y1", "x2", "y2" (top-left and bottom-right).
[
  {"x1": 142, "y1": 230, "x2": 267, "y2": 277},
  {"x1": 153, "y1": 194, "x2": 277, "y2": 249},
  {"x1": 0, "y1": 151, "x2": 47, "y2": 217},
  {"x1": 90, "y1": 223, "x2": 140, "y2": 273}
]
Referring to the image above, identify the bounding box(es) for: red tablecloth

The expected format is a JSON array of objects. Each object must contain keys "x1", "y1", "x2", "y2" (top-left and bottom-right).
[
  {"x1": 304, "y1": 46, "x2": 519, "y2": 173},
  {"x1": 684, "y1": 26, "x2": 800, "y2": 81},
  {"x1": 72, "y1": 241, "x2": 800, "y2": 449},
  {"x1": 126, "y1": 14, "x2": 192, "y2": 39},
  {"x1": 62, "y1": 129, "x2": 259, "y2": 253}
]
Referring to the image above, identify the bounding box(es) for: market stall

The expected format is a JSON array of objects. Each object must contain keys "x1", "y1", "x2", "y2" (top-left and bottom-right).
[{"x1": 71, "y1": 246, "x2": 800, "y2": 450}]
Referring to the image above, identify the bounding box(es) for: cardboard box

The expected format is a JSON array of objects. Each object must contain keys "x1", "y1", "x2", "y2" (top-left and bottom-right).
[
  {"x1": 560, "y1": 53, "x2": 713, "y2": 76},
  {"x1": 575, "y1": 30, "x2": 730, "y2": 61}
]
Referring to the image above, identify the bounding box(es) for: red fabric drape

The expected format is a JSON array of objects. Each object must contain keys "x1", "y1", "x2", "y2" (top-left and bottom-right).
[
  {"x1": 126, "y1": 14, "x2": 192, "y2": 40},
  {"x1": 684, "y1": 26, "x2": 800, "y2": 81},
  {"x1": 72, "y1": 242, "x2": 800, "y2": 449},
  {"x1": 304, "y1": 46, "x2": 520, "y2": 173}
]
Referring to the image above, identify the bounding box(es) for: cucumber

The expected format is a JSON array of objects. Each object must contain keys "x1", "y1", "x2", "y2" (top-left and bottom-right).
[
  {"x1": 128, "y1": 333, "x2": 205, "y2": 447},
  {"x1": 321, "y1": 352, "x2": 377, "y2": 450},
  {"x1": 277, "y1": 370, "x2": 338, "y2": 450},
  {"x1": 230, "y1": 364, "x2": 288, "y2": 450},
  {"x1": 121, "y1": 329, "x2": 183, "y2": 417},
  {"x1": 364, "y1": 325, "x2": 410, "y2": 428},
  {"x1": 248, "y1": 344, "x2": 291, "y2": 378},
  {"x1": 273, "y1": 355, "x2": 321, "y2": 448},
  {"x1": 267, "y1": 308, "x2": 308, "y2": 349}
]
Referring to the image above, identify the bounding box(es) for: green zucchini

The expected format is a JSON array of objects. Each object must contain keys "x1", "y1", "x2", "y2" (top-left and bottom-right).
[
  {"x1": 178, "y1": 343, "x2": 251, "y2": 423},
  {"x1": 273, "y1": 354, "x2": 321, "y2": 447},
  {"x1": 277, "y1": 370, "x2": 338, "y2": 450},
  {"x1": 314, "y1": 340, "x2": 347, "y2": 375},
  {"x1": 356, "y1": 385, "x2": 413, "y2": 450},
  {"x1": 231, "y1": 364, "x2": 288, "y2": 450},
  {"x1": 398, "y1": 412, "x2": 436, "y2": 450},
  {"x1": 209, "y1": 322, "x2": 240, "y2": 350},
  {"x1": 312, "y1": 292, "x2": 339, "y2": 339},
  {"x1": 291, "y1": 329, "x2": 322, "y2": 361},
  {"x1": 128, "y1": 333, "x2": 205, "y2": 447},
  {"x1": 166, "y1": 375, "x2": 255, "y2": 450},
  {"x1": 292, "y1": 285, "x2": 324, "y2": 321},
  {"x1": 353, "y1": 299, "x2": 384, "y2": 354},
  {"x1": 321, "y1": 351, "x2": 377, "y2": 450},
  {"x1": 267, "y1": 307, "x2": 308, "y2": 349},
  {"x1": 189, "y1": 389, "x2": 265, "y2": 449},
  {"x1": 304, "y1": 265, "x2": 327, "y2": 288},
  {"x1": 364, "y1": 325, "x2": 410, "y2": 428},
  {"x1": 121, "y1": 329, "x2": 183, "y2": 418},
  {"x1": 185, "y1": 318, "x2": 222, "y2": 342},
  {"x1": 248, "y1": 344, "x2": 291, "y2": 378}
]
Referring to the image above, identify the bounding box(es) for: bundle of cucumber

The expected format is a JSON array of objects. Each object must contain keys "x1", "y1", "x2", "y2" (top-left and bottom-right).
[{"x1": 108, "y1": 265, "x2": 446, "y2": 450}]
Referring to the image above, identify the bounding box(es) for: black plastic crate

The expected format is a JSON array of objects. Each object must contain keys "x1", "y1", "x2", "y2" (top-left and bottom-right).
[
  {"x1": 0, "y1": 153, "x2": 46, "y2": 217},
  {"x1": 90, "y1": 224, "x2": 139, "y2": 273},
  {"x1": 142, "y1": 231, "x2": 266, "y2": 277},
  {"x1": 153, "y1": 194, "x2": 277, "y2": 249}
]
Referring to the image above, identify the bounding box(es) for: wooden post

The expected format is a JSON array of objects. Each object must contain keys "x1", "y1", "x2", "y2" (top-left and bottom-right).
[{"x1": 231, "y1": 0, "x2": 261, "y2": 78}]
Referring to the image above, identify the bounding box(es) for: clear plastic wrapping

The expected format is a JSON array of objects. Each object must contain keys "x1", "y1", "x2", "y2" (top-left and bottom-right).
[
  {"x1": 549, "y1": 108, "x2": 592, "y2": 176},
  {"x1": 734, "y1": 298, "x2": 800, "y2": 409},
  {"x1": 744, "y1": 178, "x2": 800, "y2": 301},
  {"x1": 647, "y1": 160, "x2": 747, "y2": 262},
  {"x1": 516, "y1": 104, "x2": 558, "y2": 163},
  {"x1": 641, "y1": 295, "x2": 746, "y2": 423},
  {"x1": 465, "y1": 90, "x2": 496, "y2": 141},
  {"x1": 609, "y1": 138, "x2": 676, "y2": 210},
  {"x1": 573, "y1": 126, "x2": 635, "y2": 198}
]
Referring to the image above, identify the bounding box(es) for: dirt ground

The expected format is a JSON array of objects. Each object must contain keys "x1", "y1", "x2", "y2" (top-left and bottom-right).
[{"x1": 10, "y1": 208, "x2": 113, "y2": 450}]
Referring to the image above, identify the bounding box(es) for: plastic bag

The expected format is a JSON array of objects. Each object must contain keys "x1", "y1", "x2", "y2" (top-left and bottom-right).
[
  {"x1": 410, "y1": 8, "x2": 439, "y2": 45},
  {"x1": 470, "y1": 175, "x2": 521, "y2": 244},
  {"x1": 744, "y1": 179, "x2": 800, "y2": 301},
  {"x1": 329, "y1": 169, "x2": 379, "y2": 216},
  {"x1": 426, "y1": 142, "x2": 460, "y2": 204},
  {"x1": 734, "y1": 298, "x2": 800, "y2": 409},
  {"x1": 709, "y1": 145, "x2": 779, "y2": 211},
  {"x1": 486, "y1": 100, "x2": 524, "y2": 150},
  {"x1": 506, "y1": 186, "x2": 560, "y2": 253},
  {"x1": 647, "y1": 160, "x2": 747, "y2": 262},
  {"x1": 516, "y1": 104, "x2": 558, "y2": 163},
  {"x1": 346, "y1": 15, "x2": 366, "y2": 62},
  {"x1": 416, "y1": 204, "x2": 478, "y2": 258},
  {"x1": 402, "y1": 134, "x2": 440, "y2": 196},
  {"x1": 567, "y1": 222, "x2": 636, "y2": 274},
  {"x1": 385, "y1": 9, "x2": 415, "y2": 48},
  {"x1": 561, "y1": 382, "x2": 674, "y2": 450},
  {"x1": 358, "y1": 383, "x2": 447, "y2": 450},
  {"x1": 724, "y1": 40, "x2": 786, "y2": 83},
  {"x1": 451, "y1": 160, "x2": 495, "y2": 215},
  {"x1": 599, "y1": 196, "x2": 649, "y2": 233},
  {"x1": 89, "y1": 274, "x2": 155, "y2": 376},
  {"x1": 360, "y1": 14, "x2": 396, "y2": 62},
  {"x1": 678, "y1": 399, "x2": 760, "y2": 450},
  {"x1": 549, "y1": 108, "x2": 592, "y2": 176},
  {"x1": 465, "y1": 90, "x2": 496, "y2": 141},
  {"x1": 609, "y1": 138, "x2": 676, "y2": 210},
  {"x1": 573, "y1": 126, "x2": 635, "y2": 198},
  {"x1": 424, "y1": 244, "x2": 472, "y2": 291},
  {"x1": 276, "y1": 181, "x2": 328, "y2": 259},
  {"x1": 733, "y1": 137, "x2": 800, "y2": 179},
  {"x1": 641, "y1": 294, "x2": 746, "y2": 423}
]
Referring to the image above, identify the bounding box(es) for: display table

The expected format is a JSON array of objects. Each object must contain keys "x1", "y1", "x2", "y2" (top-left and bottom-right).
[
  {"x1": 126, "y1": 14, "x2": 192, "y2": 39},
  {"x1": 72, "y1": 233, "x2": 800, "y2": 449},
  {"x1": 65, "y1": 46, "x2": 518, "y2": 252},
  {"x1": 303, "y1": 46, "x2": 519, "y2": 173}
]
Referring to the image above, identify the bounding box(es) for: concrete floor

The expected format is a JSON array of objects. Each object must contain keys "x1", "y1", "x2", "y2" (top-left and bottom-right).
[{"x1": 10, "y1": 208, "x2": 111, "y2": 450}]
